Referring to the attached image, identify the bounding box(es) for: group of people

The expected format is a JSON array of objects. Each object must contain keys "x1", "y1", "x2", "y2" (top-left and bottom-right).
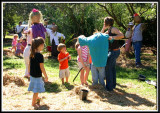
[
  {"x1": 14, "y1": 8, "x2": 145, "y2": 108},
  {"x1": 11, "y1": 34, "x2": 27, "y2": 56}
]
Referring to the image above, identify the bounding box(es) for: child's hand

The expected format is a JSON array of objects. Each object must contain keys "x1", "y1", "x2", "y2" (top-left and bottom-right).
[
  {"x1": 45, "y1": 76, "x2": 48, "y2": 82},
  {"x1": 68, "y1": 55, "x2": 71, "y2": 60}
]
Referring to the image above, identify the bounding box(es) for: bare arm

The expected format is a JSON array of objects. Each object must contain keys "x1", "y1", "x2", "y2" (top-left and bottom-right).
[
  {"x1": 58, "y1": 56, "x2": 70, "y2": 62},
  {"x1": 40, "y1": 63, "x2": 48, "y2": 82},
  {"x1": 110, "y1": 27, "x2": 124, "y2": 40}
]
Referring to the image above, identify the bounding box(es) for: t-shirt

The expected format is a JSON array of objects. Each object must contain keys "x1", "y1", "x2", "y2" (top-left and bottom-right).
[
  {"x1": 16, "y1": 25, "x2": 25, "y2": 33},
  {"x1": 12, "y1": 38, "x2": 17, "y2": 46},
  {"x1": 31, "y1": 23, "x2": 46, "y2": 39},
  {"x1": 16, "y1": 43, "x2": 22, "y2": 49},
  {"x1": 30, "y1": 53, "x2": 44, "y2": 77},
  {"x1": 58, "y1": 52, "x2": 69, "y2": 69},
  {"x1": 78, "y1": 33, "x2": 109, "y2": 67}
]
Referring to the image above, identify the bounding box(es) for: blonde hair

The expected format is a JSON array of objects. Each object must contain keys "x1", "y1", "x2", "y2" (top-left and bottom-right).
[
  {"x1": 30, "y1": 37, "x2": 44, "y2": 58},
  {"x1": 13, "y1": 34, "x2": 18, "y2": 38},
  {"x1": 57, "y1": 43, "x2": 66, "y2": 52},
  {"x1": 28, "y1": 9, "x2": 44, "y2": 28}
]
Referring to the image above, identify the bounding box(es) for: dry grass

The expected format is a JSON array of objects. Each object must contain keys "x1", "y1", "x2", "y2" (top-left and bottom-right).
[
  {"x1": 2, "y1": 73, "x2": 157, "y2": 111},
  {"x1": 2, "y1": 46, "x2": 157, "y2": 111}
]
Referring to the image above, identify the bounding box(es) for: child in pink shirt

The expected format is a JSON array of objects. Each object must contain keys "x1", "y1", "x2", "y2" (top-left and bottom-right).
[
  {"x1": 75, "y1": 42, "x2": 90, "y2": 85},
  {"x1": 11, "y1": 34, "x2": 18, "y2": 52},
  {"x1": 15, "y1": 39, "x2": 23, "y2": 56}
]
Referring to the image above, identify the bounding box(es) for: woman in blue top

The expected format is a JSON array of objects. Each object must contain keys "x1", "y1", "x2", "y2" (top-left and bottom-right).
[
  {"x1": 78, "y1": 32, "x2": 112, "y2": 87},
  {"x1": 101, "y1": 17, "x2": 124, "y2": 91}
]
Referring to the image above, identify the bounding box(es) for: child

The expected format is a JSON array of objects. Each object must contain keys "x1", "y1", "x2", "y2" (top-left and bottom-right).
[
  {"x1": 15, "y1": 39, "x2": 23, "y2": 56},
  {"x1": 21, "y1": 38, "x2": 27, "y2": 53},
  {"x1": 23, "y1": 8, "x2": 46, "y2": 78},
  {"x1": 11, "y1": 34, "x2": 18, "y2": 52},
  {"x1": 75, "y1": 42, "x2": 90, "y2": 85},
  {"x1": 28, "y1": 37, "x2": 48, "y2": 108},
  {"x1": 57, "y1": 43, "x2": 71, "y2": 84}
]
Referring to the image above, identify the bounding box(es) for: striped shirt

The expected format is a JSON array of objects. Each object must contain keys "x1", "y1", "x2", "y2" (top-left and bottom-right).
[{"x1": 77, "y1": 46, "x2": 89, "y2": 62}]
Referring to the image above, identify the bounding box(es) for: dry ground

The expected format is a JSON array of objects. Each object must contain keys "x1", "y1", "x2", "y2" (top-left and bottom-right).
[{"x1": 2, "y1": 44, "x2": 157, "y2": 111}]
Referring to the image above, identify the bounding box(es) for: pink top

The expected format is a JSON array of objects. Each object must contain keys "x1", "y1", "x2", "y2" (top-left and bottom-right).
[
  {"x1": 16, "y1": 43, "x2": 22, "y2": 49},
  {"x1": 12, "y1": 38, "x2": 17, "y2": 46},
  {"x1": 77, "y1": 46, "x2": 89, "y2": 62}
]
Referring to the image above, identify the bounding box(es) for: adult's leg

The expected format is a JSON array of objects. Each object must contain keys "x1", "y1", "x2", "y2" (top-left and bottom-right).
[
  {"x1": 133, "y1": 41, "x2": 142, "y2": 65},
  {"x1": 112, "y1": 50, "x2": 120, "y2": 89},
  {"x1": 97, "y1": 67, "x2": 105, "y2": 87},
  {"x1": 51, "y1": 39, "x2": 56, "y2": 57},
  {"x1": 105, "y1": 51, "x2": 116, "y2": 91},
  {"x1": 91, "y1": 64, "x2": 98, "y2": 86}
]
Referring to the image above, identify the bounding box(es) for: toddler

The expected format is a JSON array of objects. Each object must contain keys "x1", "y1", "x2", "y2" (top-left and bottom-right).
[
  {"x1": 21, "y1": 38, "x2": 27, "y2": 53},
  {"x1": 57, "y1": 43, "x2": 71, "y2": 84},
  {"x1": 15, "y1": 39, "x2": 23, "y2": 56},
  {"x1": 11, "y1": 34, "x2": 18, "y2": 52}
]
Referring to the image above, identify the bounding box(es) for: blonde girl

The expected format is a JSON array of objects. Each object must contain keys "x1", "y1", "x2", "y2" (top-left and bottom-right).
[
  {"x1": 28, "y1": 37, "x2": 48, "y2": 108},
  {"x1": 23, "y1": 8, "x2": 46, "y2": 78}
]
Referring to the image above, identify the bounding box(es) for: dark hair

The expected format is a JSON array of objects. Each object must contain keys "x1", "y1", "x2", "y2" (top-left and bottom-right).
[
  {"x1": 30, "y1": 37, "x2": 44, "y2": 58},
  {"x1": 75, "y1": 41, "x2": 80, "y2": 49},
  {"x1": 19, "y1": 21, "x2": 22, "y2": 25},
  {"x1": 57, "y1": 43, "x2": 66, "y2": 52},
  {"x1": 104, "y1": 17, "x2": 114, "y2": 26}
]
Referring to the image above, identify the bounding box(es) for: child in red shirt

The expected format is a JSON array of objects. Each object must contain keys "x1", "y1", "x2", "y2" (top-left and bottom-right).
[{"x1": 57, "y1": 43, "x2": 71, "y2": 84}]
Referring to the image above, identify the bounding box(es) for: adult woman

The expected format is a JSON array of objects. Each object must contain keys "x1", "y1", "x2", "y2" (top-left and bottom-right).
[{"x1": 101, "y1": 17, "x2": 124, "y2": 91}]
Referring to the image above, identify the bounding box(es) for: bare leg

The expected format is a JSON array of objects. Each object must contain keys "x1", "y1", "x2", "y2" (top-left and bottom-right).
[
  {"x1": 84, "y1": 67, "x2": 90, "y2": 85},
  {"x1": 66, "y1": 77, "x2": 68, "y2": 83},
  {"x1": 62, "y1": 78, "x2": 64, "y2": 84},
  {"x1": 32, "y1": 93, "x2": 39, "y2": 107},
  {"x1": 80, "y1": 69, "x2": 85, "y2": 85}
]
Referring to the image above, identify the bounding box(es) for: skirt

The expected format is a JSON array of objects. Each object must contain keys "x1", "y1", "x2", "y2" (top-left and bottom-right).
[{"x1": 28, "y1": 76, "x2": 45, "y2": 93}]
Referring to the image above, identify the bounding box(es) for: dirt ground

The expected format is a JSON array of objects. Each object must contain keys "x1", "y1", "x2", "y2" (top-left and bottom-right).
[{"x1": 2, "y1": 40, "x2": 157, "y2": 111}]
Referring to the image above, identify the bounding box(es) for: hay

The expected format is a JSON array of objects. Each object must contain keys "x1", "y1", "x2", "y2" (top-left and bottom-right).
[{"x1": 3, "y1": 74, "x2": 26, "y2": 86}]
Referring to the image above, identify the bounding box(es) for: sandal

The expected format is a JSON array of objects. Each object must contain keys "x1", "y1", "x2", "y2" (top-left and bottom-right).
[{"x1": 36, "y1": 98, "x2": 41, "y2": 105}]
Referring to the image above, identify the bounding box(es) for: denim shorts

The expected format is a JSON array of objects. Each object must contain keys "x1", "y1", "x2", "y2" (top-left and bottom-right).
[{"x1": 28, "y1": 76, "x2": 45, "y2": 93}]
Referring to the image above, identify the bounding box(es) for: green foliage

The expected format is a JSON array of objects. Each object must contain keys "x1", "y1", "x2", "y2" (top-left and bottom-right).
[{"x1": 3, "y1": 3, "x2": 157, "y2": 47}]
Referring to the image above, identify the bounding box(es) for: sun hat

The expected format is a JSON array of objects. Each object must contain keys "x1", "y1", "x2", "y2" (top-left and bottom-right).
[{"x1": 128, "y1": 22, "x2": 134, "y2": 26}]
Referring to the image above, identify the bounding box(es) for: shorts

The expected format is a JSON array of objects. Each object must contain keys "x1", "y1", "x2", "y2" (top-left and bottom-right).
[
  {"x1": 77, "y1": 61, "x2": 90, "y2": 69},
  {"x1": 59, "y1": 67, "x2": 70, "y2": 79}
]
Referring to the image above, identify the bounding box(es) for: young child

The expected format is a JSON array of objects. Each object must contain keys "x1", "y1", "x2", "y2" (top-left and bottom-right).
[
  {"x1": 11, "y1": 34, "x2": 18, "y2": 52},
  {"x1": 23, "y1": 8, "x2": 46, "y2": 78},
  {"x1": 15, "y1": 39, "x2": 23, "y2": 56},
  {"x1": 21, "y1": 38, "x2": 27, "y2": 53},
  {"x1": 57, "y1": 43, "x2": 71, "y2": 84},
  {"x1": 28, "y1": 37, "x2": 48, "y2": 108},
  {"x1": 75, "y1": 41, "x2": 90, "y2": 85}
]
